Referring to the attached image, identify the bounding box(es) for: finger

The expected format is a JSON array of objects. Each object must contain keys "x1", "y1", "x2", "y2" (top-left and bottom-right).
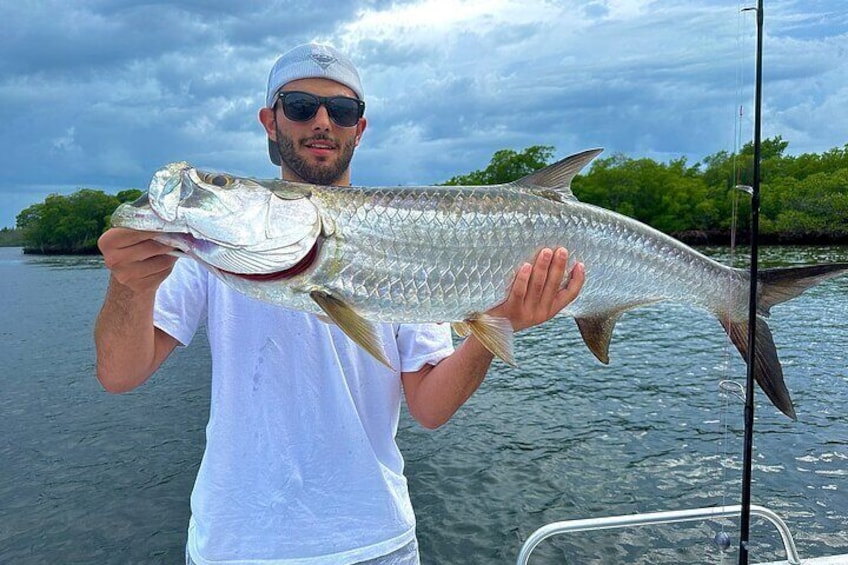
[
  {"x1": 102, "y1": 237, "x2": 175, "y2": 271},
  {"x1": 112, "y1": 254, "x2": 178, "y2": 288},
  {"x1": 99, "y1": 227, "x2": 161, "y2": 251},
  {"x1": 129, "y1": 239, "x2": 176, "y2": 260},
  {"x1": 540, "y1": 247, "x2": 569, "y2": 300},
  {"x1": 550, "y1": 262, "x2": 586, "y2": 313},
  {"x1": 508, "y1": 262, "x2": 533, "y2": 303},
  {"x1": 137, "y1": 254, "x2": 179, "y2": 280},
  {"x1": 103, "y1": 242, "x2": 158, "y2": 270},
  {"x1": 526, "y1": 248, "x2": 554, "y2": 302}
]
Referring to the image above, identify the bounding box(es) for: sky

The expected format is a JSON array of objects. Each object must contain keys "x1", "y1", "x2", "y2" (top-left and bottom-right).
[{"x1": 1, "y1": 0, "x2": 846, "y2": 228}]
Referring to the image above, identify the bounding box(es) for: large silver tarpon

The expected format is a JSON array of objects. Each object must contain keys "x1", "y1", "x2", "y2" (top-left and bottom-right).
[{"x1": 111, "y1": 150, "x2": 848, "y2": 419}]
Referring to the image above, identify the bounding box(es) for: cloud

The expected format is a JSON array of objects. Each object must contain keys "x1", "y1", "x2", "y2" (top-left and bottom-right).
[{"x1": 0, "y1": 0, "x2": 845, "y2": 228}]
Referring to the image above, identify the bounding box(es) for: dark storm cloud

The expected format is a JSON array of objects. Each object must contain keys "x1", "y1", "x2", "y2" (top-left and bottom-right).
[{"x1": 0, "y1": 0, "x2": 845, "y2": 228}]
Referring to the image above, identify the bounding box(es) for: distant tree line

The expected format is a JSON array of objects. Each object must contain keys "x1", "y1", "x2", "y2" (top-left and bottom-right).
[
  {"x1": 13, "y1": 136, "x2": 848, "y2": 254},
  {"x1": 0, "y1": 227, "x2": 24, "y2": 247},
  {"x1": 444, "y1": 137, "x2": 848, "y2": 244},
  {"x1": 16, "y1": 189, "x2": 142, "y2": 254}
]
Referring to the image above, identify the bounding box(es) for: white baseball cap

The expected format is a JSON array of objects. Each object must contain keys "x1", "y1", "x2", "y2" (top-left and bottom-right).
[{"x1": 265, "y1": 43, "x2": 364, "y2": 107}]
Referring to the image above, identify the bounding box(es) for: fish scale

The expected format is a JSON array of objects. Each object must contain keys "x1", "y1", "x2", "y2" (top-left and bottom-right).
[
  {"x1": 313, "y1": 186, "x2": 563, "y2": 320},
  {"x1": 314, "y1": 183, "x2": 722, "y2": 323}
]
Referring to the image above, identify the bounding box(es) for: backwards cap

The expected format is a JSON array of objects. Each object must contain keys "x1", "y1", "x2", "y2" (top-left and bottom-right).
[{"x1": 265, "y1": 43, "x2": 364, "y2": 107}]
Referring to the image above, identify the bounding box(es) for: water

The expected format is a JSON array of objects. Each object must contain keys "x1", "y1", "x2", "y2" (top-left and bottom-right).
[{"x1": 1, "y1": 245, "x2": 846, "y2": 564}]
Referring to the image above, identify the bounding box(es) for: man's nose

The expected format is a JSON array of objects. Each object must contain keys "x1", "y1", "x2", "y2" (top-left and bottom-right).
[{"x1": 311, "y1": 104, "x2": 332, "y2": 130}]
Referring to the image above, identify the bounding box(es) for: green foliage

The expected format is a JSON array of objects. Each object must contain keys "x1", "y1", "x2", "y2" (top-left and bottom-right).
[
  {"x1": 0, "y1": 227, "x2": 24, "y2": 247},
  {"x1": 116, "y1": 189, "x2": 143, "y2": 203},
  {"x1": 761, "y1": 168, "x2": 848, "y2": 239},
  {"x1": 572, "y1": 154, "x2": 712, "y2": 233},
  {"x1": 444, "y1": 137, "x2": 848, "y2": 243},
  {"x1": 441, "y1": 145, "x2": 555, "y2": 185},
  {"x1": 16, "y1": 188, "x2": 136, "y2": 254}
]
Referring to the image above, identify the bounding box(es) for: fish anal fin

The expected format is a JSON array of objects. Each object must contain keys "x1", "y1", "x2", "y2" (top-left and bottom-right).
[
  {"x1": 309, "y1": 290, "x2": 394, "y2": 370},
  {"x1": 720, "y1": 316, "x2": 797, "y2": 420},
  {"x1": 464, "y1": 314, "x2": 515, "y2": 367},
  {"x1": 575, "y1": 313, "x2": 622, "y2": 364}
]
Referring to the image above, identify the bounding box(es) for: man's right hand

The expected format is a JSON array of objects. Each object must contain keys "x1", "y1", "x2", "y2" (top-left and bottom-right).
[
  {"x1": 95, "y1": 228, "x2": 181, "y2": 393},
  {"x1": 98, "y1": 228, "x2": 178, "y2": 295}
]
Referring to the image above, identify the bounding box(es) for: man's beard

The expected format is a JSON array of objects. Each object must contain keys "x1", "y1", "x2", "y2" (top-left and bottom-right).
[{"x1": 274, "y1": 130, "x2": 356, "y2": 186}]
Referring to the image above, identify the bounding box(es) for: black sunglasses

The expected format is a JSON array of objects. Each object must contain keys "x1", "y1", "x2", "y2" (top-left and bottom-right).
[{"x1": 276, "y1": 91, "x2": 365, "y2": 128}]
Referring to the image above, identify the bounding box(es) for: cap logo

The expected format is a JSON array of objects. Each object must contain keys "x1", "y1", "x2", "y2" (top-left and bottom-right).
[{"x1": 311, "y1": 52, "x2": 336, "y2": 69}]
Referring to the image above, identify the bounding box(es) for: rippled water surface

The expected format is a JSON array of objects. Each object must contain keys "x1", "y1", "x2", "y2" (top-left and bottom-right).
[{"x1": 1, "y1": 246, "x2": 846, "y2": 564}]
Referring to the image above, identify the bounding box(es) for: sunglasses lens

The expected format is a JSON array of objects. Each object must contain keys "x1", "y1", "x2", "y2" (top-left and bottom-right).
[
  {"x1": 280, "y1": 92, "x2": 363, "y2": 127},
  {"x1": 326, "y1": 98, "x2": 362, "y2": 127},
  {"x1": 282, "y1": 92, "x2": 320, "y2": 122}
]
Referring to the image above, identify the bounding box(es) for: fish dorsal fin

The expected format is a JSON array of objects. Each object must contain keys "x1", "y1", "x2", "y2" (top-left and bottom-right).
[
  {"x1": 309, "y1": 290, "x2": 394, "y2": 370},
  {"x1": 513, "y1": 148, "x2": 604, "y2": 201},
  {"x1": 574, "y1": 310, "x2": 624, "y2": 364},
  {"x1": 462, "y1": 314, "x2": 516, "y2": 366}
]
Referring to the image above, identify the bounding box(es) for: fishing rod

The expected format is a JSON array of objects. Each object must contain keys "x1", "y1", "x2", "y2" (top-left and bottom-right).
[{"x1": 738, "y1": 0, "x2": 763, "y2": 563}]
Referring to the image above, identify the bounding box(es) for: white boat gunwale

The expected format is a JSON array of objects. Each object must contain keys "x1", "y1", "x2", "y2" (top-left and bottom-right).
[{"x1": 516, "y1": 504, "x2": 848, "y2": 565}]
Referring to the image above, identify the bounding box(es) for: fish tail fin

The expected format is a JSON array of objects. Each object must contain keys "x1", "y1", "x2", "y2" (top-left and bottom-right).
[
  {"x1": 720, "y1": 263, "x2": 848, "y2": 420},
  {"x1": 719, "y1": 316, "x2": 796, "y2": 420},
  {"x1": 757, "y1": 263, "x2": 848, "y2": 315}
]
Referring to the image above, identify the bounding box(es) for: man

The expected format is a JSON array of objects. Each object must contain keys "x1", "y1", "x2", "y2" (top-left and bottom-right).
[{"x1": 95, "y1": 43, "x2": 585, "y2": 565}]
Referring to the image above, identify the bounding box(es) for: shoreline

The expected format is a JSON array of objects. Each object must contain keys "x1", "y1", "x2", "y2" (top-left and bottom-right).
[
  {"x1": 672, "y1": 231, "x2": 848, "y2": 246},
  {"x1": 11, "y1": 234, "x2": 848, "y2": 256}
]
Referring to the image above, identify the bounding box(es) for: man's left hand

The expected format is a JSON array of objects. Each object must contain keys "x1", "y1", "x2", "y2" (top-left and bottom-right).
[{"x1": 488, "y1": 247, "x2": 585, "y2": 332}]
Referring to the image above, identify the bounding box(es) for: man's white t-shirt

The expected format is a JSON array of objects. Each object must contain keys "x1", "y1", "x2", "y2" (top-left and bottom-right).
[{"x1": 153, "y1": 260, "x2": 454, "y2": 564}]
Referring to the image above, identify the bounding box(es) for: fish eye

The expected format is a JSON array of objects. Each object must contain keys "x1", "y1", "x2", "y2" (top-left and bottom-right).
[
  {"x1": 211, "y1": 174, "x2": 231, "y2": 187},
  {"x1": 200, "y1": 172, "x2": 233, "y2": 188}
]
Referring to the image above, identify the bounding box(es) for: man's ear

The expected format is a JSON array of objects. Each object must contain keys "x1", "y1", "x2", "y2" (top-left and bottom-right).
[
  {"x1": 258, "y1": 107, "x2": 276, "y2": 139},
  {"x1": 355, "y1": 117, "x2": 367, "y2": 147}
]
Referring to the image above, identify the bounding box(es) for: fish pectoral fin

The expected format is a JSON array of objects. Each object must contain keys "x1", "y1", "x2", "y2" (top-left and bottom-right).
[
  {"x1": 451, "y1": 321, "x2": 471, "y2": 338},
  {"x1": 464, "y1": 314, "x2": 516, "y2": 367},
  {"x1": 575, "y1": 312, "x2": 624, "y2": 364},
  {"x1": 309, "y1": 290, "x2": 394, "y2": 370}
]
